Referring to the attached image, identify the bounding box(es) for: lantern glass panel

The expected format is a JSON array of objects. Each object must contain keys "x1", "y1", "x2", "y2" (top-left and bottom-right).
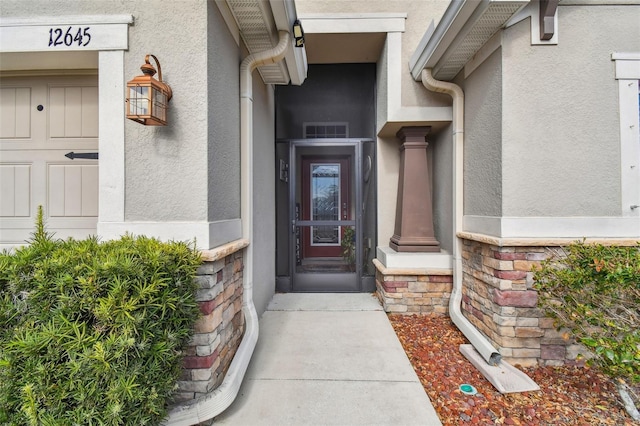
[
  {"x1": 129, "y1": 85, "x2": 150, "y2": 116},
  {"x1": 152, "y1": 86, "x2": 167, "y2": 123}
]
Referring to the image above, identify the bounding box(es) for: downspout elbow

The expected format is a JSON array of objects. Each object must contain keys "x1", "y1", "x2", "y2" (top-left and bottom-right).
[
  {"x1": 420, "y1": 68, "x2": 502, "y2": 366},
  {"x1": 241, "y1": 31, "x2": 290, "y2": 100}
]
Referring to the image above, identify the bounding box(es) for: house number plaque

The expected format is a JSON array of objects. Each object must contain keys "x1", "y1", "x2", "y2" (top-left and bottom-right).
[
  {"x1": 48, "y1": 26, "x2": 92, "y2": 47},
  {"x1": 0, "y1": 18, "x2": 131, "y2": 53}
]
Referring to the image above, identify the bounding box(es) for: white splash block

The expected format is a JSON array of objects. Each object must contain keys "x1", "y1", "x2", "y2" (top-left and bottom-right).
[{"x1": 460, "y1": 344, "x2": 540, "y2": 393}]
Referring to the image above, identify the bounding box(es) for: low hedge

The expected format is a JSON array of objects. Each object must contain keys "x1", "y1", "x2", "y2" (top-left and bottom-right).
[
  {"x1": 0, "y1": 210, "x2": 201, "y2": 425},
  {"x1": 534, "y1": 241, "x2": 640, "y2": 383}
]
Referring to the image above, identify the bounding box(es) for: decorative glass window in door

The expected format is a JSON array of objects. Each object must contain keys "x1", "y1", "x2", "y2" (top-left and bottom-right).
[{"x1": 311, "y1": 163, "x2": 340, "y2": 245}]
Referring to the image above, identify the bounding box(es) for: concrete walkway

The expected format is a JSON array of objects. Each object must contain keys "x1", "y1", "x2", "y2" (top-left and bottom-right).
[{"x1": 214, "y1": 293, "x2": 442, "y2": 425}]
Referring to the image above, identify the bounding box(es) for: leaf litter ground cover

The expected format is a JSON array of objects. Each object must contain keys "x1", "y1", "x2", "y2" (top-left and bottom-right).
[{"x1": 389, "y1": 314, "x2": 639, "y2": 425}]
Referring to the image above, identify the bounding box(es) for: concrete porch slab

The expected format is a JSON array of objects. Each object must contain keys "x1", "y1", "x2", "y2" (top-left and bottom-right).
[{"x1": 214, "y1": 293, "x2": 442, "y2": 425}]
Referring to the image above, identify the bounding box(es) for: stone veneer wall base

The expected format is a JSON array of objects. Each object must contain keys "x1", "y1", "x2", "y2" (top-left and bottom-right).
[
  {"x1": 170, "y1": 240, "x2": 248, "y2": 405},
  {"x1": 459, "y1": 237, "x2": 586, "y2": 367},
  {"x1": 373, "y1": 259, "x2": 453, "y2": 315}
]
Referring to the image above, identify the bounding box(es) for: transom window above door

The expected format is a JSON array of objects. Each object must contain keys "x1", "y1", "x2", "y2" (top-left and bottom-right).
[{"x1": 303, "y1": 122, "x2": 348, "y2": 139}]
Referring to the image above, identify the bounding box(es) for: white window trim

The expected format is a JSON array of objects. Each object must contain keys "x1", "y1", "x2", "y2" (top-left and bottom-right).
[{"x1": 613, "y1": 53, "x2": 640, "y2": 217}]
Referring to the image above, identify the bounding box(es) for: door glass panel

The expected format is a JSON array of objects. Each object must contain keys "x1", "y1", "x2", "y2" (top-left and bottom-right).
[{"x1": 311, "y1": 163, "x2": 340, "y2": 246}]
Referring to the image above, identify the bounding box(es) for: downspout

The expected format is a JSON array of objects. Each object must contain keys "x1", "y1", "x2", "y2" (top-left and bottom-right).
[
  {"x1": 166, "y1": 31, "x2": 291, "y2": 426},
  {"x1": 421, "y1": 68, "x2": 501, "y2": 366}
]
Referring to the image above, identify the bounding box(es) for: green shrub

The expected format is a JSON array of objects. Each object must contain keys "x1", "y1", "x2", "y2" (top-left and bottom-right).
[
  {"x1": 0, "y1": 209, "x2": 201, "y2": 425},
  {"x1": 534, "y1": 242, "x2": 640, "y2": 384}
]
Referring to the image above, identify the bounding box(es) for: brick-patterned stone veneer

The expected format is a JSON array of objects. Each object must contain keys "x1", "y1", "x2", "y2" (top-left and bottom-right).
[
  {"x1": 373, "y1": 259, "x2": 453, "y2": 315},
  {"x1": 171, "y1": 240, "x2": 248, "y2": 404},
  {"x1": 460, "y1": 238, "x2": 582, "y2": 367}
]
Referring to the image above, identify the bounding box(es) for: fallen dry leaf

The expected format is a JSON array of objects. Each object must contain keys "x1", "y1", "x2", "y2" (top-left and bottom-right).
[{"x1": 389, "y1": 314, "x2": 639, "y2": 425}]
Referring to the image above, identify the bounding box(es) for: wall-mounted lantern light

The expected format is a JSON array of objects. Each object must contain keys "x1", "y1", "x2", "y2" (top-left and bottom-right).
[
  {"x1": 293, "y1": 20, "x2": 304, "y2": 47},
  {"x1": 126, "y1": 54, "x2": 172, "y2": 126}
]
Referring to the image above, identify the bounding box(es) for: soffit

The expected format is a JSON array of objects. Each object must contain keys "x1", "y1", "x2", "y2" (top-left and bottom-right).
[
  {"x1": 304, "y1": 33, "x2": 386, "y2": 64},
  {"x1": 434, "y1": 2, "x2": 526, "y2": 80},
  {"x1": 410, "y1": 0, "x2": 527, "y2": 81},
  {"x1": 298, "y1": 13, "x2": 405, "y2": 64},
  {"x1": 226, "y1": 0, "x2": 290, "y2": 84}
]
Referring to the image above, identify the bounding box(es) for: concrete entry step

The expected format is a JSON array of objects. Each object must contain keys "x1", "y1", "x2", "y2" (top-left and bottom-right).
[
  {"x1": 460, "y1": 344, "x2": 540, "y2": 393},
  {"x1": 267, "y1": 292, "x2": 383, "y2": 312}
]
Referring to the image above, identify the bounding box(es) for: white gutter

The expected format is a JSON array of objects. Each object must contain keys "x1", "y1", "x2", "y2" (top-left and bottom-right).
[
  {"x1": 421, "y1": 68, "x2": 502, "y2": 366},
  {"x1": 165, "y1": 30, "x2": 291, "y2": 425}
]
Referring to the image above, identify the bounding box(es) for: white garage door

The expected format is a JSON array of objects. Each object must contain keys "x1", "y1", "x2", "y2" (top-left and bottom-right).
[{"x1": 0, "y1": 75, "x2": 99, "y2": 249}]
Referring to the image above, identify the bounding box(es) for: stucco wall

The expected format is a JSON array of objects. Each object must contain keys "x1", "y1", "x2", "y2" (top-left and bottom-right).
[
  {"x1": 431, "y1": 123, "x2": 453, "y2": 253},
  {"x1": 462, "y1": 48, "x2": 503, "y2": 217},
  {"x1": 252, "y1": 70, "x2": 276, "y2": 316},
  {"x1": 377, "y1": 136, "x2": 401, "y2": 246},
  {"x1": 207, "y1": 2, "x2": 241, "y2": 222},
  {"x1": 123, "y1": 2, "x2": 210, "y2": 222},
  {"x1": 375, "y1": 40, "x2": 394, "y2": 244},
  {"x1": 501, "y1": 5, "x2": 640, "y2": 217}
]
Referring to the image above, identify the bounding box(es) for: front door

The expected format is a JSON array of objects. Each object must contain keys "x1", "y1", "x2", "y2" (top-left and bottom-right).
[{"x1": 289, "y1": 140, "x2": 360, "y2": 292}]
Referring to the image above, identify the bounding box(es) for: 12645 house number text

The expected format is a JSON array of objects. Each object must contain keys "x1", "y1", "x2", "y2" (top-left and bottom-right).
[{"x1": 48, "y1": 27, "x2": 91, "y2": 47}]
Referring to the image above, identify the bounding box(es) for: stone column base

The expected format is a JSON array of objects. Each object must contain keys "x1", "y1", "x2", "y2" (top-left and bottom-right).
[{"x1": 373, "y1": 259, "x2": 453, "y2": 315}]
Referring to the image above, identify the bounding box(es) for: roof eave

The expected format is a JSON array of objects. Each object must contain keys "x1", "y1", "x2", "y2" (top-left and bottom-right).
[
  {"x1": 225, "y1": 0, "x2": 307, "y2": 86},
  {"x1": 409, "y1": 0, "x2": 528, "y2": 82},
  {"x1": 270, "y1": 0, "x2": 308, "y2": 86}
]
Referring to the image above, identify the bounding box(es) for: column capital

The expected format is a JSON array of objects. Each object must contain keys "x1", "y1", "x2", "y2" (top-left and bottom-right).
[{"x1": 396, "y1": 126, "x2": 431, "y2": 143}]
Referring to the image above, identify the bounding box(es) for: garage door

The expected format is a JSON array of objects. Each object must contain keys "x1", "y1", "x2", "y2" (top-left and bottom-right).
[{"x1": 0, "y1": 75, "x2": 99, "y2": 249}]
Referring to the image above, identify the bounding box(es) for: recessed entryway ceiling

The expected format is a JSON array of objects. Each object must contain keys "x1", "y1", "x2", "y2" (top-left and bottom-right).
[
  {"x1": 0, "y1": 51, "x2": 98, "y2": 73},
  {"x1": 304, "y1": 32, "x2": 386, "y2": 64}
]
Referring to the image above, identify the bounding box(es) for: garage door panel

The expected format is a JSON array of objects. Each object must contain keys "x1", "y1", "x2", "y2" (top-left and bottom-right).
[
  {"x1": 48, "y1": 164, "x2": 99, "y2": 218},
  {"x1": 0, "y1": 164, "x2": 31, "y2": 217},
  {"x1": 81, "y1": 165, "x2": 99, "y2": 216},
  {"x1": 1, "y1": 76, "x2": 99, "y2": 249},
  {"x1": 64, "y1": 87, "x2": 82, "y2": 138},
  {"x1": 81, "y1": 87, "x2": 98, "y2": 137},
  {"x1": 0, "y1": 219, "x2": 98, "y2": 250},
  {"x1": 49, "y1": 86, "x2": 98, "y2": 139},
  {"x1": 49, "y1": 87, "x2": 65, "y2": 138},
  {"x1": 0, "y1": 87, "x2": 31, "y2": 139}
]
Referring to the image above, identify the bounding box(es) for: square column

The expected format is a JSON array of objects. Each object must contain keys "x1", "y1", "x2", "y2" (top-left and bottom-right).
[{"x1": 389, "y1": 126, "x2": 441, "y2": 252}]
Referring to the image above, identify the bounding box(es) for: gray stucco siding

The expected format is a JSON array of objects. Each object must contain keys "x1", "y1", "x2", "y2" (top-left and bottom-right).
[
  {"x1": 124, "y1": 2, "x2": 210, "y2": 222},
  {"x1": 463, "y1": 48, "x2": 503, "y2": 217},
  {"x1": 430, "y1": 123, "x2": 454, "y2": 253},
  {"x1": 207, "y1": 2, "x2": 241, "y2": 222},
  {"x1": 252, "y1": 72, "x2": 276, "y2": 317},
  {"x1": 501, "y1": 6, "x2": 640, "y2": 217}
]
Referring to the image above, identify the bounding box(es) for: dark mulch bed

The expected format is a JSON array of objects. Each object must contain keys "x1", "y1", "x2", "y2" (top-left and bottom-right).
[{"x1": 389, "y1": 314, "x2": 639, "y2": 425}]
